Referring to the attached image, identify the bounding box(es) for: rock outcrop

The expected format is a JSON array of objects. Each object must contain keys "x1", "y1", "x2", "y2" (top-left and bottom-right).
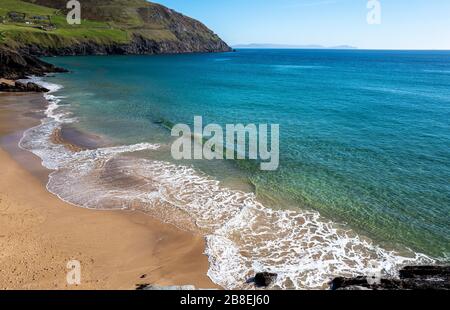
[
  {"x1": 0, "y1": 46, "x2": 67, "y2": 80},
  {"x1": 246, "y1": 272, "x2": 278, "y2": 288},
  {"x1": 330, "y1": 266, "x2": 450, "y2": 290},
  {"x1": 0, "y1": 80, "x2": 50, "y2": 92}
]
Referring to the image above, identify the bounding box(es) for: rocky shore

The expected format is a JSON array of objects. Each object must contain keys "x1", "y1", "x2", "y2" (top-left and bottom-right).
[
  {"x1": 330, "y1": 266, "x2": 450, "y2": 290},
  {"x1": 0, "y1": 79, "x2": 50, "y2": 93},
  {"x1": 0, "y1": 46, "x2": 67, "y2": 81}
]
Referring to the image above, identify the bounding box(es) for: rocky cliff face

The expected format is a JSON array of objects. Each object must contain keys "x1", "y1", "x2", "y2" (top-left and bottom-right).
[{"x1": 18, "y1": 34, "x2": 231, "y2": 57}]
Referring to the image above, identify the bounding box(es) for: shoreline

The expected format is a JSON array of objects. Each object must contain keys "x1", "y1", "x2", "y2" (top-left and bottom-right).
[
  {"x1": 0, "y1": 92, "x2": 219, "y2": 290},
  {"x1": 1, "y1": 71, "x2": 441, "y2": 289}
]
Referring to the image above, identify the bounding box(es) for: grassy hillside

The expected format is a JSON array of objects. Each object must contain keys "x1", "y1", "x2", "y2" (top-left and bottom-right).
[
  {"x1": 0, "y1": 0, "x2": 229, "y2": 53},
  {"x1": 0, "y1": 0, "x2": 129, "y2": 48}
]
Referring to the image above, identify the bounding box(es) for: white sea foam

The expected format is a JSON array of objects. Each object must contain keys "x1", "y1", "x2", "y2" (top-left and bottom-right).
[
  {"x1": 206, "y1": 206, "x2": 433, "y2": 289},
  {"x1": 19, "y1": 76, "x2": 435, "y2": 290},
  {"x1": 20, "y1": 75, "x2": 63, "y2": 94}
]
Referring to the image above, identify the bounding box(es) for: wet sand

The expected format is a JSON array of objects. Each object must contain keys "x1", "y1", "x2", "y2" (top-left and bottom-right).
[{"x1": 0, "y1": 92, "x2": 218, "y2": 290}]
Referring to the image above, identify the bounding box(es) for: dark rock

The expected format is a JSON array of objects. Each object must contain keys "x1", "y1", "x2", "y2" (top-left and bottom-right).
[
  {"x1": 0, "y1": 80, "x2": 49, "y2": 93},
  {"x1": 17, "y1": 33, "x2": 231, "y2": 58},
  {"x1": 135, "y1": 283, "x2": 150, "y2": 290},
  {"x1": 330, "y1": 265, "x2": 450, "y2": 290},
  {"x1": 330, "y1": 276, "x2": 403, "y2": 290},
  {"x1": 0, "y1": 46, "x2": 68, "y2": 80},
  {"x1": 0, "y1": 81, "x2": 24, "y2": 92},
  {"x1": 330, "y1": 276, "x2": 369, "y2": 290},
  {"x1": 399, "y1": 265, "x2": 450, "y2": 279},
  {"x1": 25, "y1": 82, "x2": 50, "y2": 92},
  {"x1": 0, "y1": 82, "x2": 15, "y2": 92},
  {"x1": 136, "y1": 284, "x2": 197, "y2": 290},
  {"x1": 249, "y1": 272, "x2": 278, "y2": 288}
]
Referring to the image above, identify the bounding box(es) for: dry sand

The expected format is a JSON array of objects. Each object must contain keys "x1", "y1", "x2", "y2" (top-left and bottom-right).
[{"x1": 0, "y1": 92, "x2": 218, "y2": 290}]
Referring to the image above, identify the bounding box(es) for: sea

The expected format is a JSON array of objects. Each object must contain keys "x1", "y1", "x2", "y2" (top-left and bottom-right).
[{"x1": 20, "y1": 49, "x2": 450, "y2": 289}]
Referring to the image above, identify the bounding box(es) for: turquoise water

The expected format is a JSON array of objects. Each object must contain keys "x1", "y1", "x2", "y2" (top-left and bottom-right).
[{"x1": 43, "y1": 49, "x2": 449, "y2": 260}]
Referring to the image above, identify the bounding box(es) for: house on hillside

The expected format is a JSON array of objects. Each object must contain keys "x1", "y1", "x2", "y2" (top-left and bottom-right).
[
  {"x1": 39, "y1": 24, "x2": 56, "y2": 31},
  {"x1": 7, "y1": 12, "x2": 26, "y2": 23}
]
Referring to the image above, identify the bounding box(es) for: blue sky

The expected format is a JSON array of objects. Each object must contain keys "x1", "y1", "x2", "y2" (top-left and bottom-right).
[{"x1": 153, "y1": 0, "x2": 450, "y2": 49}]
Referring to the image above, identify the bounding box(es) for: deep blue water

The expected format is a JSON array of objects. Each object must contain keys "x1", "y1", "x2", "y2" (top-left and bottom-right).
[{"x1": 44, "y1": 49, "x2": 450, "y2": 258}]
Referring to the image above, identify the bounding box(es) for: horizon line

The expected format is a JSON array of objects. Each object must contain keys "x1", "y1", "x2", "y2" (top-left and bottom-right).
[{"x1": 231, "y1": 45, "x2": 450, "y2": 51}]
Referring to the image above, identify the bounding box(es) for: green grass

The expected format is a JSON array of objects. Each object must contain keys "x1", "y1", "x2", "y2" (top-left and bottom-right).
[
  {"x1": 0, "y1": 0, "x2": 133, "y2": 48},
  {"x1": 0, "y1": 24, "x2": 130, "y2": 48},
  {"x1": 0, "y1": 0, "x2": 56, "y2": 16}
]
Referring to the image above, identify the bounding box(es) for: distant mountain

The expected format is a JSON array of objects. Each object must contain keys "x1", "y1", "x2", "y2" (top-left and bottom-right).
[
  {"x1": 232, "y1": 43, "x2": 357, "y2": 49},
  {"x1": 330, "y1": 45, "x2": 357, "y2": 50}
]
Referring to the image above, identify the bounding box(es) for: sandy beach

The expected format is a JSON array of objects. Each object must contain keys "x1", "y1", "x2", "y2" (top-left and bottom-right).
[{"x1": 0, "y1": 92, "x2": 217, "y2": 290}]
